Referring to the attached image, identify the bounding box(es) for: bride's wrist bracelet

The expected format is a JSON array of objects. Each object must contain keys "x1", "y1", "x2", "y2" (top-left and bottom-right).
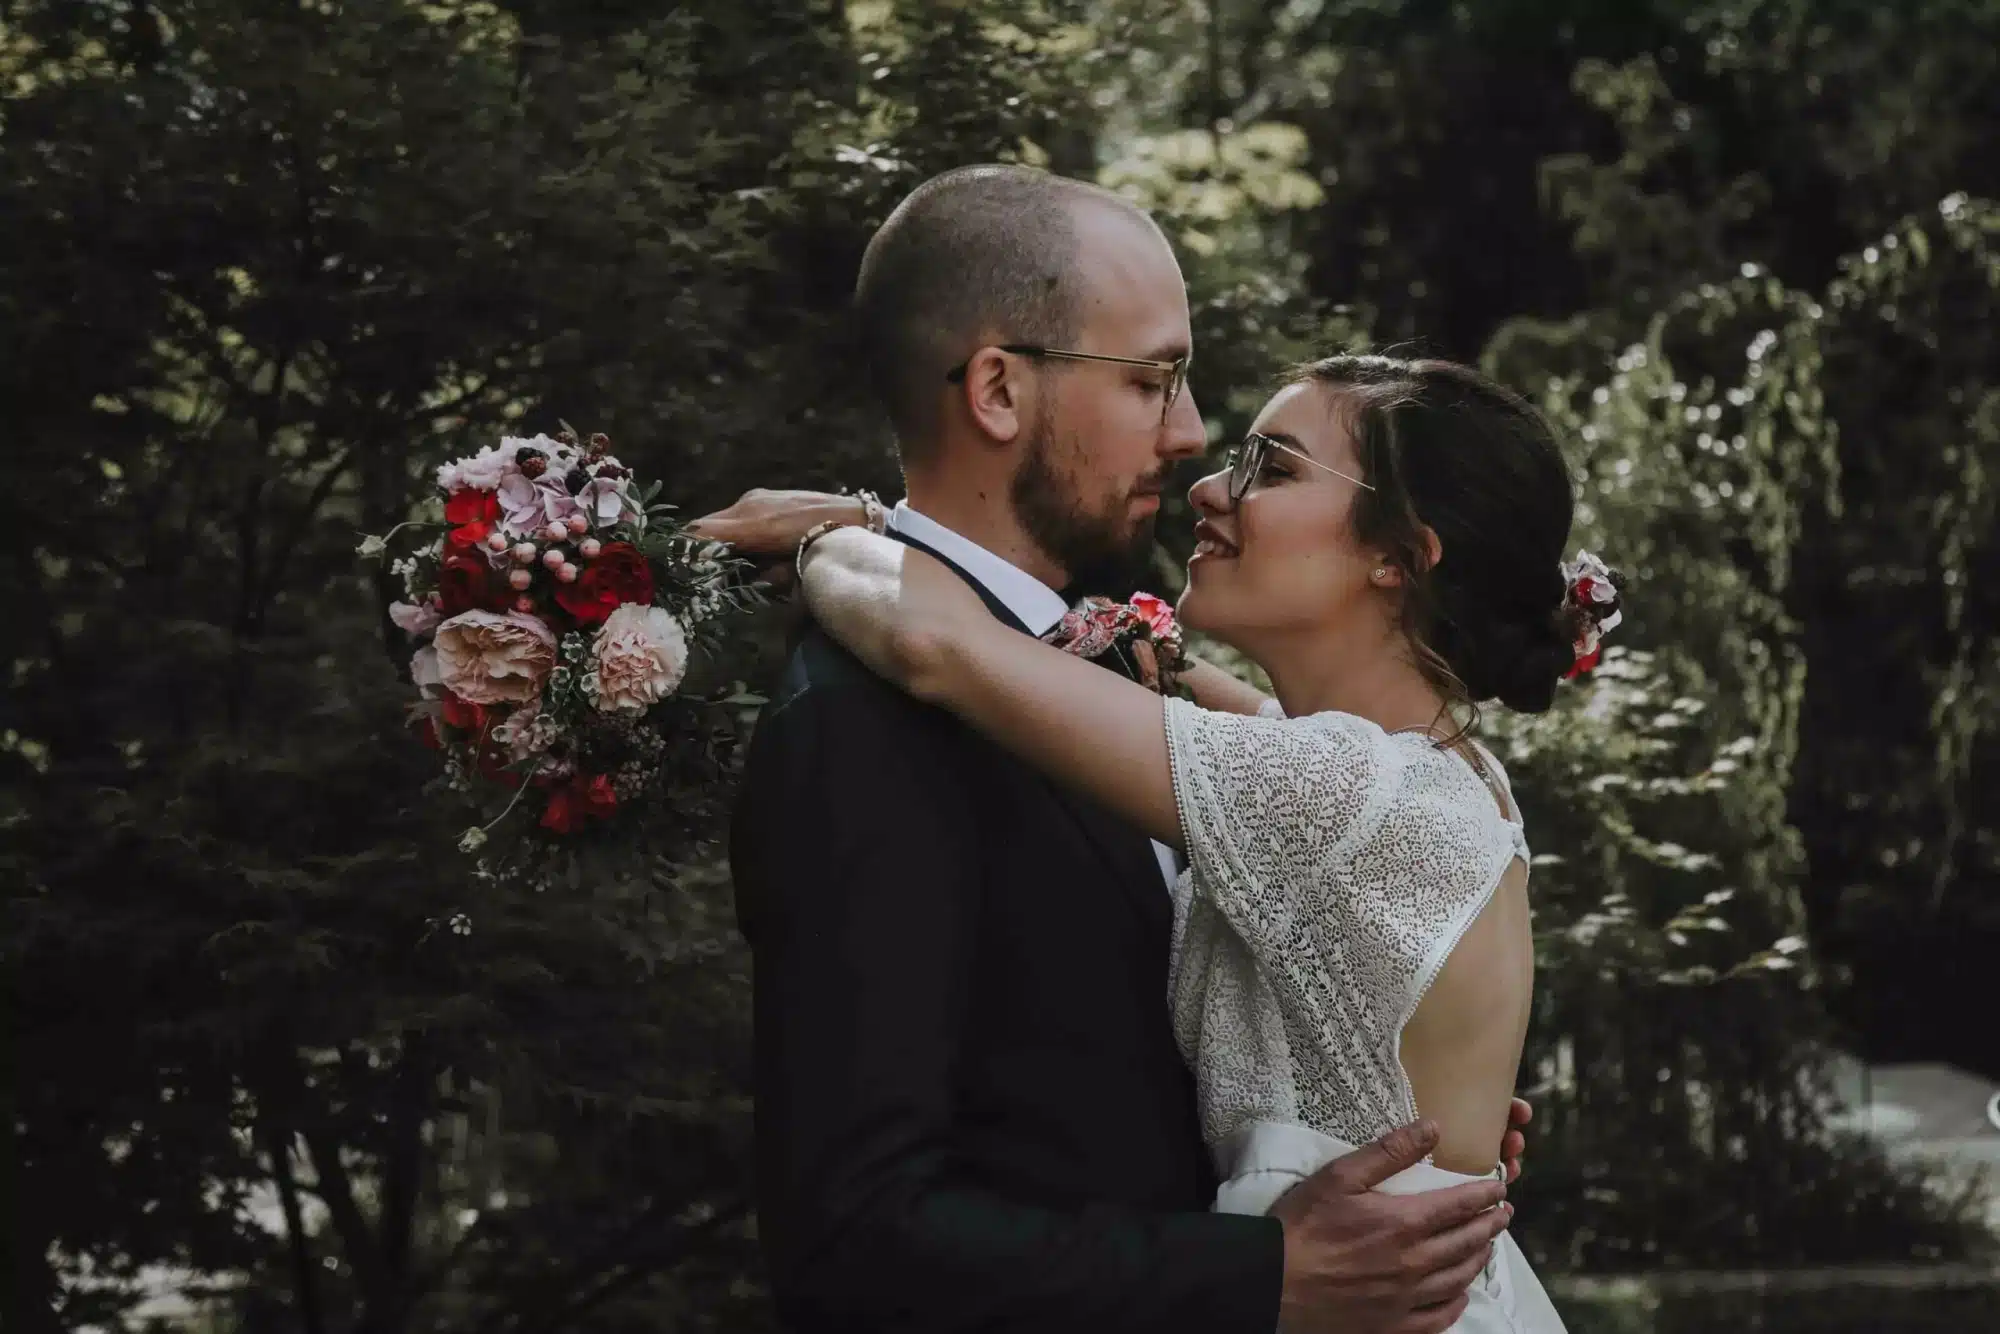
[
  {"x1": 795, "y1": 518, "x2": 851, "y2": 577},
  {"x1": 796, "y1": 488, "x2": 889, "y2": 579}
]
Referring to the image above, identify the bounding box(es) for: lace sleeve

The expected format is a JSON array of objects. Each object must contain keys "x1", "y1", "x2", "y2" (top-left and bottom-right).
[
  {"x1": 1163, "y1": 697, "x2": 1395, "y2": 922},
  {"x1": 1162, "y1": 695, "x2": 1524, "y2": 1134}
]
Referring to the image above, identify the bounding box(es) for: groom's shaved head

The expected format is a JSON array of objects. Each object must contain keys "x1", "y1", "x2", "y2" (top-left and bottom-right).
[{"x1": 855, "y1": 164, "x2": 1155, "y2": 453}]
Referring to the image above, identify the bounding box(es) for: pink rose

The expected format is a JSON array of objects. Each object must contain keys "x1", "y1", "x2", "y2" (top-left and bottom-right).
[
  {"x1": 1128, "y1": 592, "x2": 1178, "y2": 639},
  {"x1": 590, "y1": 604, "x2": 688, "y2": 712},
  {"x1": 410, "y1": 645, "x2": 445, "y2": 698},
  {"x1": 433, "y1": 609, "x2": 558, "y2": 706}
]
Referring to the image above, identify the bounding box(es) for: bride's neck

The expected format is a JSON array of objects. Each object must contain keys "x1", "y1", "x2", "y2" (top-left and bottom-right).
[{"x1": 1259, "y1": 622, "x2": 1448, "y2": 733}]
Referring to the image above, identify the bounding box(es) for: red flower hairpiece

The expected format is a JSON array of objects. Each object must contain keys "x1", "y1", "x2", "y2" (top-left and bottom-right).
[{"x1": 1562, "y1": 550, "x2": 1626, "y2": 678}]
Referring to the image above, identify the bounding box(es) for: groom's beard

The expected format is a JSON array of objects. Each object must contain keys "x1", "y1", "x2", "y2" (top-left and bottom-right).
[{"x1": 1010, "y1": 404, "x2": 1157, "y2": 597}]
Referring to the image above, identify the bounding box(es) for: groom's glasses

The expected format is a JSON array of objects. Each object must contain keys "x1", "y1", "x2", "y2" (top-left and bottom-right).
[
  {"x1": 1226, "y1": 431, "x2": 1375, "y2": 508},
  {"x1": 945, "y1": 344, "x2": 1190, "y2": 425}
]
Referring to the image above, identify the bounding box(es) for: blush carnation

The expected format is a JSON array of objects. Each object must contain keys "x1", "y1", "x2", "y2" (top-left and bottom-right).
[
  {"x1": 435, "y1": 441, "x2": 514, "y2": 494},
  {"x1": 433, "y1": 609, "x2": 558, "y2": 706},
  {"x1": 590, "y1": 604, "x2": 688, "y2": 712}
]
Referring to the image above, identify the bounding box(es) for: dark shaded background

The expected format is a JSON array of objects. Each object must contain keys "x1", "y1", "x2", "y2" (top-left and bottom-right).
[{"x1": 4, "y1": 2, "x2": 1995, "y2": 1331}]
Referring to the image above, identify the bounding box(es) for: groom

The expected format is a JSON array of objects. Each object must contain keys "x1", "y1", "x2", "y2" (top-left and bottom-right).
[{"x1": 723, "y1": 165, "x2": 1519, "y2": 1334}]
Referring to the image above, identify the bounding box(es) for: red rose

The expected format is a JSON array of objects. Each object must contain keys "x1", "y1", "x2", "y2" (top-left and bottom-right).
[
  {"x1": 540, "y1": 772, "x2": 619, "y2": 834},
  {"x1": 412, "y1": 715, "x2": 443, "y2": 751},
  {"x1": 437, "y1": 551, "x2": 505, "y2": 616},
  {"x1": 554, "y1": 541, "x2": 654, "y2": 626},
  {"x1": 445, "y1": 489, "x2": 501, "y2": 526},
  {"x1": 438, "y1": 691, "x2": 490, "y2": 739},
  {"x1": 446, "y1": 518, "x2": 495, "y2": 557}
]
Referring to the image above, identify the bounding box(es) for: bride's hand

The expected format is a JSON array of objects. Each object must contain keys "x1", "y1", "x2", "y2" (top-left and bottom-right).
[
  {"x1": 686, "y1": 488, "x2": 871, "y2": 591},
  {"x1": 797, "y1": 526, "x2": 987, "y2": 704}
]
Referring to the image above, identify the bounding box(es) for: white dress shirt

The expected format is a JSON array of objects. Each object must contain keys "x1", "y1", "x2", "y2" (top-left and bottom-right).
[{"x1": 888, "y1": 501, "x2": 1182, "y2": 891}]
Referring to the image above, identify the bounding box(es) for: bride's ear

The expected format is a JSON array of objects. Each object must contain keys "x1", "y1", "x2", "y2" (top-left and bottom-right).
[
  {"x1": 1418, "y1": 525, "x2": 1443, "y2": 573},
  {"x1": 1369, "y1": 528, "x2": 1442, "y2": 588},
  {"x1": 958, "y1": 346, "x2": 1026, "y2": 445}
]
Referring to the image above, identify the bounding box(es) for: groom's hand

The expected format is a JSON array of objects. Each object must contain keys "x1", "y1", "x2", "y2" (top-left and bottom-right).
[{"x1": 1268, "y1": 1119, "x2": 1510, "y2": 1334}]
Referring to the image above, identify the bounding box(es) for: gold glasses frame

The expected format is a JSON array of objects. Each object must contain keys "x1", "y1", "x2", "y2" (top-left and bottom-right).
[
  {"x1": 1226, "y1": 431, "x2": 1375, "y2": 507},
  {"x1": 945, "y1": 344, "x2": 1190, "y2": 424}
]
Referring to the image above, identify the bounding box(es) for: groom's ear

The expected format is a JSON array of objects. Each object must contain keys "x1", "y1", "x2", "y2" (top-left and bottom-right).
[{"x1": 958, "y1": 345, "x2": 1027, "y2": 445}]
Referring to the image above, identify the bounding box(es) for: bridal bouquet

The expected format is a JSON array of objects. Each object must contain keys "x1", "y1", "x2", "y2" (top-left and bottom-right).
[{"x1": 360, "y1": 427, "x2": 761, "y2": 865}]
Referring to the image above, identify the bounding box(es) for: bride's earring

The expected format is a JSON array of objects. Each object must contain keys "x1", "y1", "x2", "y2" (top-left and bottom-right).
[{"x1": 1371, "y1": 566, "x2": 1389, "y2": 583}]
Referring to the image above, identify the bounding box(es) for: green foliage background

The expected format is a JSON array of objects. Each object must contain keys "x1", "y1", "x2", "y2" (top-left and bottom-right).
[{"x1": 4, "y1": 1, "x2": 1995, "y2": 1330}]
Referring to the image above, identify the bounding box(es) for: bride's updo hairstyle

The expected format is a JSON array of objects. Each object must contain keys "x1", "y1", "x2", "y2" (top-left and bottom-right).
[{"x1": 1295, "y1": 354, "x2": 1578, "y2": 715}]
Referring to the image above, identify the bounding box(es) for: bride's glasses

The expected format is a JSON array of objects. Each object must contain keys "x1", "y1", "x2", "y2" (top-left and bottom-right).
[
  {"x1": 945, "y1": 344, "x2": 1190, "y2": 424},
  {"x1": 1226, "y1": 431, "x2": 1375, "y2": 508}
]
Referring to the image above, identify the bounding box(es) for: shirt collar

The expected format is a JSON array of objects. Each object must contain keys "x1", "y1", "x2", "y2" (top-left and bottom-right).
[{"x1": 887, "y1": 501, "x2": 1070, "y2": 637}]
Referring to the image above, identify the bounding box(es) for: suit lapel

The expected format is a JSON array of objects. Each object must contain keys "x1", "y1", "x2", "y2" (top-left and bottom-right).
[{"x1": 887, "y1": 529, "x2": 1173, "y2": 941}]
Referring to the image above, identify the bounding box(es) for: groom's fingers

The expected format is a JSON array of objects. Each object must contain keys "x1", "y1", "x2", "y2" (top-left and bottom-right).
[
  {"x1": 1406, "y1": 1180, "x2": 1508, "y2": 1239},
  {"x1": 1406, "y1": 1234, "x2": 1498, "y2": 1311},
  {"x1": 1403, "y1": 1201, "x2": 1510, "y2": 1290},
  {"x1": 683, "y1": 513, "x2": 737, "y2": 541},
  {"x1": 1321, "y1": 1119, "x2": 1441, "y2": 1192},
  {"x1": 1390, "y1": 1293, "x2": 1471, "y2": 1334}
]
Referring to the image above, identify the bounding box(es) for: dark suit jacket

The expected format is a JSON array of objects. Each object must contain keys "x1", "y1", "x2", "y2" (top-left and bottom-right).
[{"x1": 731, "y1": 531, "x2": 1283, "y2": 1333}]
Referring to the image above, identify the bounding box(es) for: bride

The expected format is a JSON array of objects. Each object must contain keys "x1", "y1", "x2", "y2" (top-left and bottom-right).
[{"x1": 710, "y1": 354, "x2": 1619, "y2": 1334}]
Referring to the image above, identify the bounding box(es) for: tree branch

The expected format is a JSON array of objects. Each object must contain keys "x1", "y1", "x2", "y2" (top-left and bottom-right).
[
  {"x1": 301, "y1": 1120, "x2": 395, "y2": 1315},
  {"x1": 379, "y1": 1037, "x2": 432, "y2": 1294},
  {"x1": 258, "y1": 1114, "x2": 329, "y2": 1334},
  {"x1": 256, "y1": 445, "x2": 353, "y2": 608}
]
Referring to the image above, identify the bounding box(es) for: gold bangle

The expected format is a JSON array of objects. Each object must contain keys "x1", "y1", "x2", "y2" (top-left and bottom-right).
[{"x1": 795, "y1": 518, "x2": 850, "y2": 576}]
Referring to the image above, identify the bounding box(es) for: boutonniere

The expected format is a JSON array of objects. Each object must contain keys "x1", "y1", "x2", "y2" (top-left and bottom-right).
[{"x1": 1044, "y1": 591, "x2": 1192, "y2": 697}]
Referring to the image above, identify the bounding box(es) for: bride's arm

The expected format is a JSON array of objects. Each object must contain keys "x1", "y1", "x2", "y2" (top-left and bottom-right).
[
  {"x1": 691, "y1": 486, "x2": 1276, "y2": 716},
  {"x1": 1179, "y1": 657, "x2": 1273, "y2": 716},
  {"x1": 801, "y1": 527, "x2": 1185, "y2": 848}
]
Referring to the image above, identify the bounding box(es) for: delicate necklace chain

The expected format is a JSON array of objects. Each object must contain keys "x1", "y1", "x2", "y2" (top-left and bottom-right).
[{"x1": 1389, "y1": 724, "x2": 1499, "y2": 794}]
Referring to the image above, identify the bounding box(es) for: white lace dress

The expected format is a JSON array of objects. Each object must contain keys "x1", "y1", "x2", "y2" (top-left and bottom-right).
[{"x1": 1162, "y1": 696, "x2": 1566, "y2": 1334}]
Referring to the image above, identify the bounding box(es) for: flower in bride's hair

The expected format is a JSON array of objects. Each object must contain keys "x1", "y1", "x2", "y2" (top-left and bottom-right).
[
  {"x1": 590, "y1": 603, "x2": 688, "y2": 712},
  {"x1": 433, "y1": 609, "x2": 558, "y2": 706},
  {"x1": 1561, "y1": 549, "x2": 1628, "y2": 679}
]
